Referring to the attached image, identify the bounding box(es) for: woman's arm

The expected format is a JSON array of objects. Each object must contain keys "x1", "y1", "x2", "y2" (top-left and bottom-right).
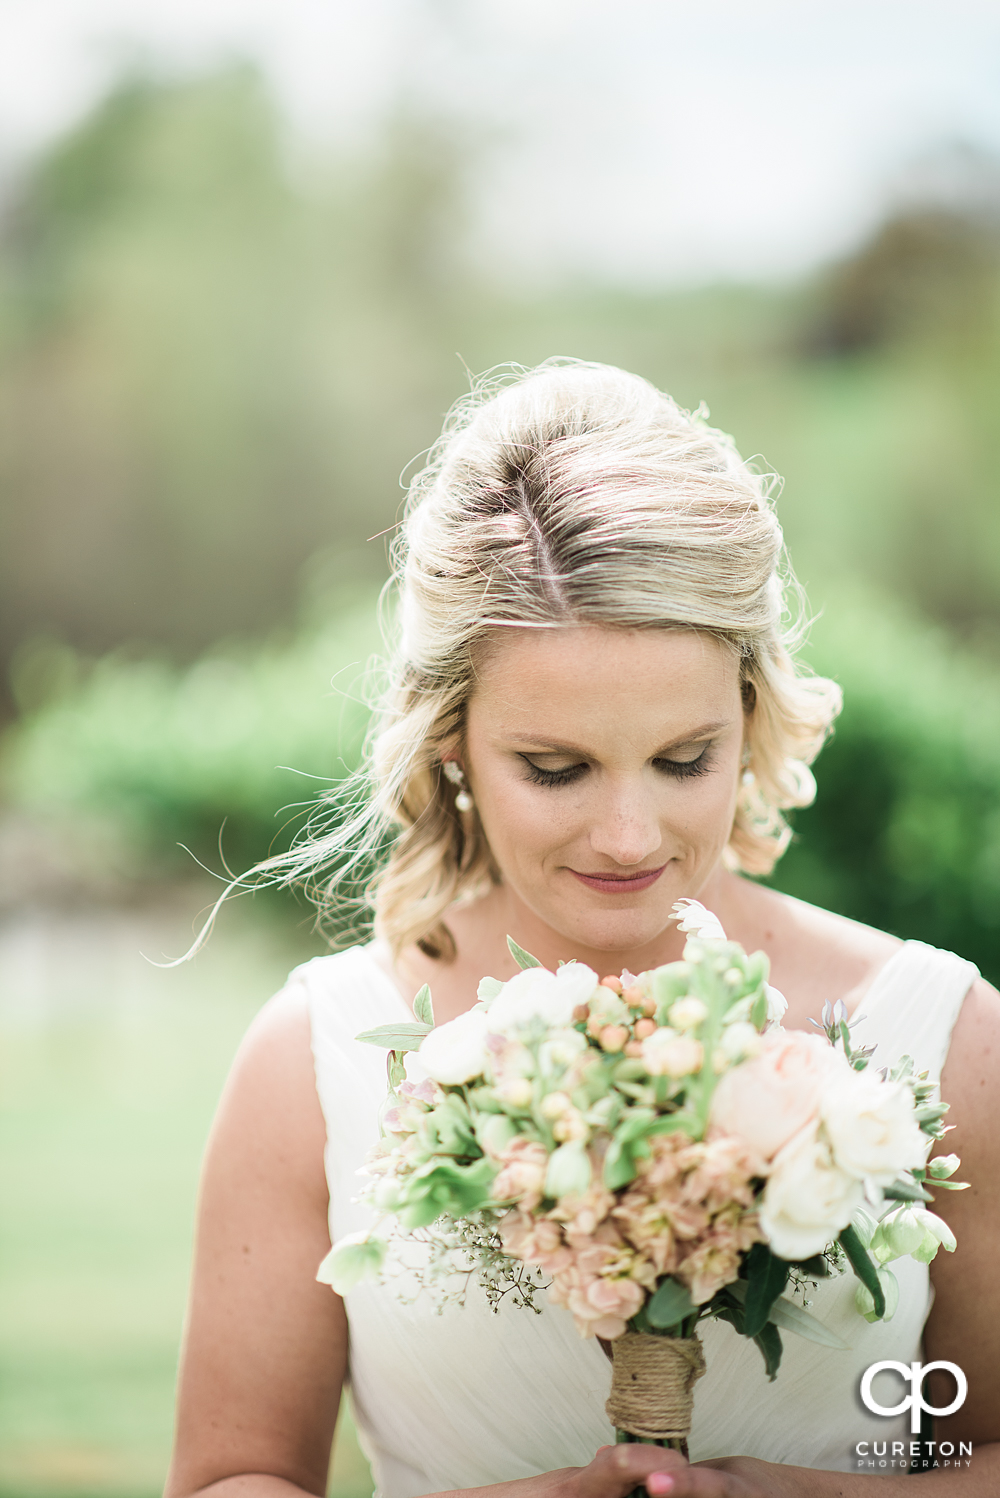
[
  {"x1": 162, "y1": 995, "x2": 689, "y2": 1498},
  {"x1": 164, "y1": 989, "x2": 346, "y2": 1498}
]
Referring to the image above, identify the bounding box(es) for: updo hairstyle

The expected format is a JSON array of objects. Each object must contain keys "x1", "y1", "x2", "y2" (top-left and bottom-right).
[{"x1": 283, "y1": 360, "x2": 842, "y2": 959}]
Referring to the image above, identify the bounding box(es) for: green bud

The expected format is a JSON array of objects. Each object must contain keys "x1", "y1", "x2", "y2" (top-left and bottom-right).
[
  {"x1": 856, "y1": 1266, "x2": 899, "y2": 1324},
  {"x1": 880, "y1": 1208, "x2": 928, "y2": 1260},
  {"x1": 479, "y1": 1113, "x2": 520, "y2": 1158},
  {"x1": 544, "y1": 1141, "x2": 592, "y2": 1200},
  {"x1": 316, "y1": 1233, "x2": 386, "y2": 1294},
  {"x1": 927, "y1": 1153, "x2": 961, "y2": 1179}
]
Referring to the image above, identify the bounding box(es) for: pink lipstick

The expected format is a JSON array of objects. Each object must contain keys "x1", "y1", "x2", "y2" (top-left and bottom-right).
[{"x1": 569, "y1": 865, "x2": 667, "y2": 895}]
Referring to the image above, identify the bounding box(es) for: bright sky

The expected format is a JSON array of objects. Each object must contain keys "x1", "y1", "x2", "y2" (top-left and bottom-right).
[{"x1": 1, "y1": 0, "x2": 999, "y2": 285}]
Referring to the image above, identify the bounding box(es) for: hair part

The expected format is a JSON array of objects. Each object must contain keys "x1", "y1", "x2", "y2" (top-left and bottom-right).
[{"x1": 229, "y1": 359, "x2": 842, "y2": 961}]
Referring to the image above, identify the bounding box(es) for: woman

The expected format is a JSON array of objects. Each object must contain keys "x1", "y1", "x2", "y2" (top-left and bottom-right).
[{"x1": 164, "y1": 362, "x2": 1000, "y2": 1498}]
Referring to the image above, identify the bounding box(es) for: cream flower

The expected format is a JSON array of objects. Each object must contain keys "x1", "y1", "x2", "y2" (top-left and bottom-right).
[
  {"x1": 671, "y1": 899, "x2": 727, "y2": 941},
  {"x1": 641, "y1": 1027, "x2": 704, "y2": 1077},
  {"x1": 669, "y1": 997, "x2": 709, "y2": 1031},
  {"x1": 760, "y1": 1121, "x2": 863, "y2": 1260},
  {"x1": 820, "y1": 1072, "x2": 927, "y2": 1186},
  {"x1": 418, "y1": 1008, "x2": 489, "y2": 1085},
  {"x1": 488, "y1": 962, "x2": 599, "y2": 1035},
  {"x1": 708, "y1": 1028, "x2": 846, "y2": 1166}
]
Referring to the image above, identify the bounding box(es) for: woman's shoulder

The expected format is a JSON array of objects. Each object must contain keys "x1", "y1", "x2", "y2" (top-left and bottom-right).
[
  {"x1": 730, "y1": 879, "x2": 903, "y2": 1024},
  {"x1": 276, "y1": 939, "x2": 399, "y2": 1008}
]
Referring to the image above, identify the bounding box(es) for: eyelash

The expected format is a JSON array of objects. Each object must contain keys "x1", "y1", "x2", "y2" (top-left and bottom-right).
[{"x1": 520, "y1": 749, "x2": 713, "y2": 788}]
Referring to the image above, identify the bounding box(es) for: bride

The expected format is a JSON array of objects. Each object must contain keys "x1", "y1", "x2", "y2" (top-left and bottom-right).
[{"x1": 164, "y1": 361, "x2": 999, "y2": 1497}]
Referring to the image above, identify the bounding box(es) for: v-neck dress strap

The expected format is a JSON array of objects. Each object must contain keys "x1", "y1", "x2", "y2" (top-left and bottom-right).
[{"x1": 847, "y1": 939, "x2": 980, "y2": 1085}]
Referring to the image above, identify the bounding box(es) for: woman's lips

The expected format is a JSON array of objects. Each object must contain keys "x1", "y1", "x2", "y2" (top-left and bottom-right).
[{"x1": 568, "y1": 864, "x2": 667, "y2": 895}]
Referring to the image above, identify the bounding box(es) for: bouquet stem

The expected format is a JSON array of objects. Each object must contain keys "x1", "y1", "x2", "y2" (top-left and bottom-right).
[{"x1": 604, "y1": 1331, "x2": 706, "y2": 1469}]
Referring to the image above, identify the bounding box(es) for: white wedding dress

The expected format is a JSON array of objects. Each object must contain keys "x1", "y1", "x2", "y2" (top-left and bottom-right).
[{"x1": 293, "y1": 938, "x2": 977, "y2": 1494}]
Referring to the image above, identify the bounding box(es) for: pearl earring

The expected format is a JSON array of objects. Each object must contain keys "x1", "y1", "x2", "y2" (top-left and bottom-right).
[{"x1": 442, "y1": 760, "x2": 474, "y2": 812}]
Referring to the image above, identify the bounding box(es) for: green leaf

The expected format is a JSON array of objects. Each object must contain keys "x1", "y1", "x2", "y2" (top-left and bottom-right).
[
  {"x1": 881, "y1": 1178, "x2": 932, "y2": 1202},
  {"x1": 766, "y1": 1295, "x2": 850, "y2": 1350},
  {"x1": 647, "y1": 1277, "x2": 697, "y2": 1329},
  {"x1": 742, "y1": 1243, "x2": 789, "y2": 1339},
  {"x1": 715, "y1": 1303, "x2": 745, "y2": 1336},
  {"x1": 398, "y1": 1156, "x2": 497, "y2": 1228},
  {"x1": 839, "y1": 1223, "x2": 886, "y2": 1319},
  {"x1": 316, "y1": 1234, "x2": 386, "y2": 1294},
  {"x1": 412, "y1": 985, "x2": 434, "y2": 1026},
  {"x1": 507, "y1": 936, "x2": 542, "y2": 970},
  {"x1": 750, "y1": 989, "x2": 768, "y2": 1029},
  {"x1": 603, "y1": 1107, "x2": 658, "y2": 1189},
  {"x1": 356, "y1": 1021, "x2": 432, "y2": 1052},
  {"x1": 478, "y1": 976, "x2": 504, "y2": 1004},
  {"x1": 753, "y1": 1321, "x2": 783, "y2": 1381}
]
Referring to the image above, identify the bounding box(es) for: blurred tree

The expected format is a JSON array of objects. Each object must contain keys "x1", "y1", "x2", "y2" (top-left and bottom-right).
[{"x1": 0, "y1": 68, "x2": 478, "y2": 716}]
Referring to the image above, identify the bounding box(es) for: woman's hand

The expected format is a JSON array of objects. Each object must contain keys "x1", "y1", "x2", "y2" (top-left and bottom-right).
[{"x1": 559, "y1": 1447, "x2": 791, "y2": 1498}]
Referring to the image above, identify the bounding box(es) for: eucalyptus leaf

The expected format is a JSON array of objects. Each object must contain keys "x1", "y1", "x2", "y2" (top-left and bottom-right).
[
  {"x1": 356, "y1": 1021, "x2": 432, "y2": 1052},
  {"x1": 767, "y1": 1295, "x2": 850, "y2": 1350},
  {"x1": 413, "y1": 985, "x2": 435, "y2": 1027},
  {"x1": 647, "y1": 1277, "x2": 697, "y2": 1329},
  {"x1": 882, "y1": 1178, "x2": 932, "y2": 1202},
  {"x1": 742, "y1": 1243, "x2": 789, "y2": 1339},
  {"x1": 507, "y1": 936, "x2": 542, "y2": 970},
  {"x1": 753, "y1": 1320, "x2": 783, "y2": 1381},
  {"x1": 839, "y1": 1223, "x2": 886, "y2": 1319}
]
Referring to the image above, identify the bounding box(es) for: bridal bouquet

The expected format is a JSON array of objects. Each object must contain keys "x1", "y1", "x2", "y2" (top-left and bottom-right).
[{"x1": 320, "y1": 902, "x2": 964, "y2": 1453}]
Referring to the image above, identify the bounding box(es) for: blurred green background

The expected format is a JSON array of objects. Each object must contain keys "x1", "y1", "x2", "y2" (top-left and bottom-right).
[{"x1": 2, "y1": 28, "x2": 1000, "y2": 1498}]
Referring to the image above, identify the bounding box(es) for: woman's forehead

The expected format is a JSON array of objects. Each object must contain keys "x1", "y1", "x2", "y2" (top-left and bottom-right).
[{"x1": 468, "y1": 625, "x2": 741, "y2": 733}]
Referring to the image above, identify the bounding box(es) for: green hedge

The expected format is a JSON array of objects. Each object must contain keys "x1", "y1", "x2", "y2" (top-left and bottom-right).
[
  {"x1": 773, "y1": 588, "x2": 1000, "y2": 983},
  {"x1": 1, "y1": 600, "x2": 379, "y2": 884},
  {"x1": 3, "y1": 590, "x2": 999, "y2": 983}
]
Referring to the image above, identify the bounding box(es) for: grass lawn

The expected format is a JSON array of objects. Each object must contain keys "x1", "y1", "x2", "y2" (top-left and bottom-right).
[{"x1": 0, "y1": 891, "x2": 374, "y2": 1498}]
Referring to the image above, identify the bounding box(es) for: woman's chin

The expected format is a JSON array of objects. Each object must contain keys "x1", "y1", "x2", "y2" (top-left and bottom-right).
[{"x1": 546, "y1": 901, "x2": 676, "y2": 961}]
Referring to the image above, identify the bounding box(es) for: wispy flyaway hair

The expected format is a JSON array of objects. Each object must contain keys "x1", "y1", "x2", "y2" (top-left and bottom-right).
[{"x1": 220, "y1": 359, "x2": 841, "y2": 960}]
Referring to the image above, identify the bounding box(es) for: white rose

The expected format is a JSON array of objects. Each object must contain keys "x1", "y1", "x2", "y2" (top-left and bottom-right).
[
  {"x1": 820, "y1": 1072, "x2": 927, "y2": 1185},
  {"x1": 418, "y1": 1008, "x2": 489, "y2": 1085},
  {"x1": 760, "y1": 1121, "x2": 864, "y2": 1260},
  {"x1": 487, "y1": 962, "x2": 598, "y2": 1034}
]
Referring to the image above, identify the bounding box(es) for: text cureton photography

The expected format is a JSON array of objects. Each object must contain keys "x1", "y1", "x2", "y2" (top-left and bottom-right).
[{"x1": 855, "y1": 1357, "x2": 972, "y2": 1471}]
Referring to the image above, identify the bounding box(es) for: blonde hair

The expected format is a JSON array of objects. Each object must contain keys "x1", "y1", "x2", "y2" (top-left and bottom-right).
[{"x1": 257, "y1": 360, "x2": 841, "y2": 959}]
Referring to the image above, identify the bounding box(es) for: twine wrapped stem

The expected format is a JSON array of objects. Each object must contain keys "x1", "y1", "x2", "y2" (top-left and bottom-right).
[{"x1": 604, "y1": 1331, "x2": 706, "y2": 1462}]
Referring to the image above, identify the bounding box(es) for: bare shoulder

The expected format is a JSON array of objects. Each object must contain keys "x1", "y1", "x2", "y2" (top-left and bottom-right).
[
  {"x1": 941, "y1": 973, "x2": 1000, "y2": 1112},
  {"x1": 725, "y1": 877, "x2": 902, "y2": 1024},
  {"x1": 215, "y1": 979, "x2": 328, "y2": 1201}
]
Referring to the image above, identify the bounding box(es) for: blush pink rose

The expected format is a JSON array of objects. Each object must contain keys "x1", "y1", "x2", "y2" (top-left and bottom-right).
[{"x1": 708, "y1": 1029, "x2": 848, "y2": 1167}]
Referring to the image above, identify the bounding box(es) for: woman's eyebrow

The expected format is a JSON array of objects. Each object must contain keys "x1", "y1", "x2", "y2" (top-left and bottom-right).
[{"x1": 502, "y1": 720, "x2": 733, "y2": 755}]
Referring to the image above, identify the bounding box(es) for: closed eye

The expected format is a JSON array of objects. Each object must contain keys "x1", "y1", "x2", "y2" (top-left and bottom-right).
[
  {"x1": 519, "y1": 756, "x2": 588, "y2": 788},
  {"x1": 520, "y1": 746, "x2": 714, "y2": 787},
  {"x1": 653, "y1": 746, "x2": 713, "y2": 779}
]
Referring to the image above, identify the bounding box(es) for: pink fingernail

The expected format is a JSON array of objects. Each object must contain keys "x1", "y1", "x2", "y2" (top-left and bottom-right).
[{"x1": 647, "y1": 1475, "x2": 674, "y2": 1496}]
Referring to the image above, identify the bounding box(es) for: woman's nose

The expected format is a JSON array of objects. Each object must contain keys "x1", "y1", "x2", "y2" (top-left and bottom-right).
[{"x1": 587, "y1": 782, "x2": 663, "y2": 867}]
